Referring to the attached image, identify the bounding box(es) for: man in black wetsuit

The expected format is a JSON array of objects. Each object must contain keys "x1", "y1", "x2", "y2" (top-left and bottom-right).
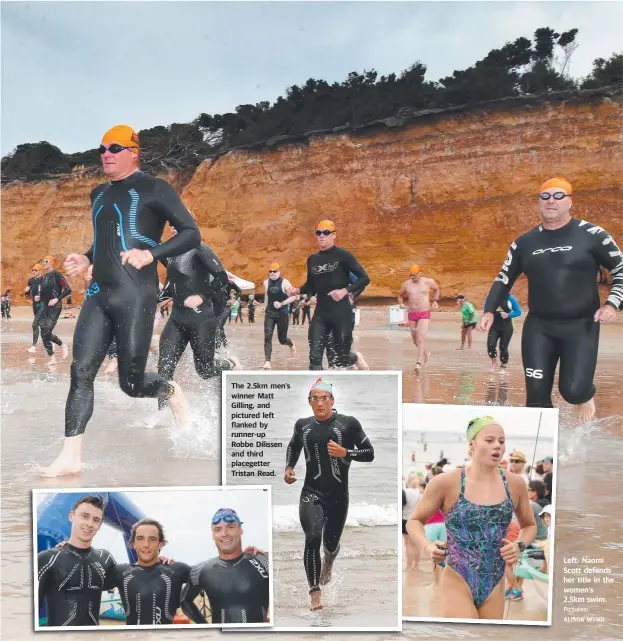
[
  {"x1": 247, "y1": 294, "x2": 257, "y2": 324},
  {"x1": 36, "y1": 256, "x2": 72, "y2": 365},
  {"x1": 110, "y1": 518, "x2": 191, "y2": 625},
  {"x1": 157, "y1": 227, "x2": 240, "y2": 404},
  {"x1": 37, "y1": 496, "x2": 116, "y2": 627},
  {"x1": 38, "y1": 125, "x2": 201, "y2": 478},
  {"x1": 181, "y1": 508, "x2": 270, "y2": 624},
  {"x1": 284, "y1": 378, "x2": 374, "y2": 611},
  {"x1": 262, "y1": 262, "x2": 296, "y2": 369},
  {"x1": 289, "y1": 220, "x2": 370, "y2": 370},
  {"x1": 480, "y1": 177, "x2": 623, "y2": 422},
  {"x1": 301, "y1": 295, "x2": 312, "y2": 325},
  {"x1": 25, "y1": 264, "x2": 44, "y2": 352}
]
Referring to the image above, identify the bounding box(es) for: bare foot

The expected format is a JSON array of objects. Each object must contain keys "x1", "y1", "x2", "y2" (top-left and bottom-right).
[
  {"x1": 262, "y1": 361, "x2": 272, "y2": 370},
  {"x1": 38, "y1": 436, "x2": 83, "y2": 477},
  {"x1": 289, "y1": 343, "x2": 296, "y2": 357},
  {"x1": 414, "y1": 362, "x2": 422, "y2": 375},
  {"x1": 456, "y1": 345, "x2": 464, "y2": 351},
  {"x1": 27, "y1": 345, "x2": 36, "y2": 354},
  {"x1": 228, "y1": 354, "x2": 242, "y2": 370},
  {"x1": 167, "y1": 382, "x2": 190, "y2": 429},
  {"x1": 310, "y1": 590, "x2": 323, "y2": 611},
  {"x1": 105, "y1": 358, "x2": 118, "y2": 374},
  {"x1": 573, "y1": 398, "x2": 596, "y2": 423},
  {"x1": 499, "y1": 365, "x2": 507, "y2": 375},
  {"x1": 355, "y1": 352, "x2": 369, "y2": 370},
  {"x1": 45, "y1": 355, "x2": 57, "y2": 366},
  {"x1": 61, "y1": 343, "x2": 69, "y2": 359},
  {"x1": 489, "y1": 361, "x2": 497, "y2": 373}
]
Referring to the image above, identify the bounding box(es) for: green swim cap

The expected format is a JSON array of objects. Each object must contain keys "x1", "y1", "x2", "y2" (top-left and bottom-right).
[
  {"x1": 466, "y1": 416, "x2": 497, "y2": 442},
  {"x1": 310, "y1": 378, "x2": 333, "y2": 396}
]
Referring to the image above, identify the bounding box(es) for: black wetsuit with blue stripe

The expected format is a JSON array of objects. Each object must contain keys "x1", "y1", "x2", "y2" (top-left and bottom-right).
[{"x1": 66, "y1": 170, "x2": 200, "y2": 437}]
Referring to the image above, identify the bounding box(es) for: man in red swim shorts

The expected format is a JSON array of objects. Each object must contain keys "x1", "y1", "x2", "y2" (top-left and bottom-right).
[{"x1": 398, "y1": 265, "x2": 440, "y2": 373}]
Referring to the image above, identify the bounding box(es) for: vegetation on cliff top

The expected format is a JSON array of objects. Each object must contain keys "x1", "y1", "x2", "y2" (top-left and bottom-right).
[{"x1": 2, "y1": 27, "x2": 621, "y2": 182}]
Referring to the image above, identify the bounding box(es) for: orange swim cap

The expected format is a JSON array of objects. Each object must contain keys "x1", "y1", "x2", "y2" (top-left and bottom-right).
[
  {"x1": 41, "y1": 255, "x2": 55, "y2": 265},
  {"x1": 101, "y1": 125, "x2": 140, "y2": 155},
  {"x1": 33, "y1": 263, "x2": 43, "y2": 271},
  {"x1": 316, "y1": 219, "x2": 337, "y2": 232},
  {"x1": 268, "y1": 263, "x2": 280, "y2": 271},
  {"x1": 409, "y1": 264, "x2": 421, "y2": 275},
  {"x1": 539, "y1": 177, "x2": 572, "y2": 194}
]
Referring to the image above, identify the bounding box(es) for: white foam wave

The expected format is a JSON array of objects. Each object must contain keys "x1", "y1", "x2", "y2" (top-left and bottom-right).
[{"x1": 273, "y1": 502, "x2": 398, "y2": 532}]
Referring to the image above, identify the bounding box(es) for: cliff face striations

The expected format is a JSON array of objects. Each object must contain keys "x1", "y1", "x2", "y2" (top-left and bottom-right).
[{"x1": 2, "y1": 93, "x2": 621, "y2": 306}]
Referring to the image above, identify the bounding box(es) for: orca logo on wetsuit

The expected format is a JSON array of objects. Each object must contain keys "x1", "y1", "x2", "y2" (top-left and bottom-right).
[
  {"x1": 532, "y1": 246, "x2": 572, "y2": 255},
  {"x1": 311, "y1": 262, "x2": 340, "y2": 275},
  {"x1": 249, "y1": 559, "x2": 268, "y2": 578}
]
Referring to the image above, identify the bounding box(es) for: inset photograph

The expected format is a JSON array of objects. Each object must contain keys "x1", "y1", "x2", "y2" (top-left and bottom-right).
[
  {"x1": 34, "y1": 487, "x2": 273, "y2": 629},
  {"x1": 222, "y1": 371, "x2": 402, "y2": 631},
  {"x1": 402, "y1": 405, "x2": 557, "y2": 625}
]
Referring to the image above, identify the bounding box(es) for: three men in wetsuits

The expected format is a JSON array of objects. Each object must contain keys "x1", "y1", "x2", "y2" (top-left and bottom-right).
[
  {"x1": 38, "y1": 496, "x2": 116, "y2": 627},
  {"x1": 284, "y1": 378, "x2": 375, "y2": 611},
  {"x1": 289, "y1": 220, "x2": 370, "y2": 370},
  {"x1": 181, "y1": 508, "x2": 270, "y2": 624},
  {"x1": 157, "y1": 228, "x2": 239, "y2": 401},
  {"x1": 480, "y1": 177, "x2": 623, "y2": 422},
  {"x1": 37, "y1": 256, "x2": 72, "y2": 365},
  {"x1": 262, "y1": 263, "x2": 296, "y2": 369},
  {"x1": 39, "y1": 125, "x2": 201, "y2": 477}
]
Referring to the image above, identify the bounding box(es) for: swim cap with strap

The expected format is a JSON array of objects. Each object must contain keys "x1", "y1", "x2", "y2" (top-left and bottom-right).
[
  {"x1": 268, "y1": 263, "x2": 280, "y2": 271},
  {"x1": 539, "y1": 177, "x2": 572, "y2": 194},
  {"x1": 466, "y1": 416, "x2": 497, "y2": 441},
  {"x1": 310, "y1": 377, "x2": 333, "y2": 396},
  {"x1": 102, "y1": 125, "x2": 140, "y2": 155},
  {"x1": 316, "y1": 219, "x2": 336, "y2": 232}
]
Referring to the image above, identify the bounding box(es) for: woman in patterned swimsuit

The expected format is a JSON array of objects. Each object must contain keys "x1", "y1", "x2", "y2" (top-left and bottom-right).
[{"x1": 406, "y1": 416, "x2": 537, "y2": 619}]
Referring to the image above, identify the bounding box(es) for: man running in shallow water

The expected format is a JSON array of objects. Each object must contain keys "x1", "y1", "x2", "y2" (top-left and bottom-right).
[
  {"x1": 262, "y1": 263, "x2": 296, "y2": 369},
  {"x1": 479, "y1": 177, "x2": 623, "y2": 422},
  {"x1": 284, "y1": 378, "x2": 375, "y2": 611},
  {"x1": 398, "y1": 264, "x2": 440, "y2": 373},
  {"x1": 25, "y1": 264, "x2": 44, "y2": 352},
  {"x1": 38, "y1": 125, "x2": 201, "y2": 477}
]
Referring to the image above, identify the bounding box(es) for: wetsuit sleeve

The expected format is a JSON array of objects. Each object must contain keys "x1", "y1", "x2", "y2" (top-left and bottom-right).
[
  {"x1": 54, "y1": 272, "x2": 72, "y2": 300},
  {"x1": 180, "y1": 564, "x2": 208, "y2": 624},
  {"x1": 508, "y1": 294, "x2": 522, "y2": 318},
  {"x1": 197, "y1": 244, "x2": 229, "y2": 301},
  {"x1": 348, "y1": 272, "x2": 366, "y2": 299},
  {"x1": 484, "y1": 238, "x2": 523, "y2": 313},
  {"x1": 345, "y1": 417, "x2": 375, "y2": 462},
  {"x1": 25, "y1": 280, "x2": 32, "y2": 296},
  {"x1": 102, "y1": 552, "x2": 118, "y2": 591},
  {"x1": 84, "y1": 245, "x2": 94, "y2": 264},
  {"x1": 148, "y1": 180, "x2": 201, "y2": 261},
  {"x1": 588, "y1": 227, "x2": 623, "y2": 309},
  {"x1": 285, "y1": 421, "x2": 303, "y2": 468},
  {"x1": 37, "y1": 550, "x2": 54, "y2": 607},
  {"x1": 299, "y1": 258, "x2": 315, "y2": 296},
  {"x1": 342, "y1": 250, "x2": 370, "y2": 294}
]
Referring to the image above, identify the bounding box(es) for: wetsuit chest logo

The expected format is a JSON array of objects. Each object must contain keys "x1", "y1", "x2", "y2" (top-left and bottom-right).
[
  {"x1": 532, "y1": 246, "x2": 572, "y2": 255},
  {"x1": 116, "y1": 223, "x2": 121, "y2": 237},
  {"x1": 249, "y1": 559, "x2": 268, "y2": 578},
  {"x1": 312, "y1": 262, "x2": 339, "y2": 274},
  {"x1": 154, "y1": 605, "x2": 162, "y2": 624}
]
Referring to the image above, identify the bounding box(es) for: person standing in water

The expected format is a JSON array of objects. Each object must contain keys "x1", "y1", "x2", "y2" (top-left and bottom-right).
[
  {"x1": 398, "y1": 264, "x2": 440, "y2": 373},
  {"x1": 262, "y1": 263, "x2": 296, "y2": 369},
  {"x1": 483, "y1": 293, "x2": 522, "y2": 372},
  {"x1": 288, "y1": 220, "x2": 370, "y2": 370},
  {"x1": 479, "y1": 177, "x2": 623, "y2": 422},
  {"x1": 38, "y1": 125, "x2": 201, "y2": 477},
  {"x1": 284, "y1": 378, "x2": 375, "y2": 611},
  {"x1": 407, "y1": 416, "x2": 536, "y2": 620},
  {"x1": 456, "y1": 295, "x2": 478, "y2": 350},
  {"x1": 25, "y1": 264, "x2": 44, "y2": 352}
]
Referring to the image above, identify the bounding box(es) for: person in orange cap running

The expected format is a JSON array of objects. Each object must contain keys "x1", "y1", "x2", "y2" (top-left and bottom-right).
[
  {"x1": 38, "y1": 125, "x2": 201, "y2": 477},
  {"x1": 288, "y1": 220, "x2": 370, "y2": 370},
  {"x1": 25, "y1": 263, "x2": 44, "y2": 352},
  {"x1": 261, "y1": 262, "x2": 296, "y2": 369},
  {"x1": 398, "y1": 264, "x2": 440, "y2": 373},
  {"x1": 480, "y1": 177, "x2": 623, "y2": 423}
]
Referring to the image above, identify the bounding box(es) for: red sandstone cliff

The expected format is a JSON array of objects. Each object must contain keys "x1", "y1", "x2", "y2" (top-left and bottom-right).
[{"x1": 2, "y1": 93, "x2": 621, "y2": 306}]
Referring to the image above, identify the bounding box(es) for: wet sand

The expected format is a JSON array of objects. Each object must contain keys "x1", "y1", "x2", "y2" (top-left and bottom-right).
[{"x1": 2, "y1": 306, "x2": 622, "y2": 640}]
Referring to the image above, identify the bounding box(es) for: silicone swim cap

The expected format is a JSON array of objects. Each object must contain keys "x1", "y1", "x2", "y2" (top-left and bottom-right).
[
  {"x1": 41, "y1": 255, "x2": 54, "y2": 265},
  {"x1": 309, "y1": 377, "x2": 334, "y2": 397},
  {"x1": 268, "y1": 263, "x2": 280, "y2": 271},
  {"x1": 101, "y1": 125, "x2": 140, "y2": 155},
  {"x1": 316, "y1": 219, "x2": 337, "y2": 232},
  {"x1": 539, "y1": 177, "x2": 572, "y2": 194},
  {"x1": 466, "y1": 416, "x2": 498, "y2": 442},
  {"x1": 409, "y1": 264, "x2": 421, "y2": 275},
  {"x1": 32, "y1": 263, "x2": 43, "y2": 271}
]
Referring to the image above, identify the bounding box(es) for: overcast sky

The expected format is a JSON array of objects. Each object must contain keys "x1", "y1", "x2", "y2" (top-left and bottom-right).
[{"x1": 2, "y1": 1, "x2": 620, "y2": 156}]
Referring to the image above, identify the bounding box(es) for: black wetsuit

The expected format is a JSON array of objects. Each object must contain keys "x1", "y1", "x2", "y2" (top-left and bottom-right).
[
  {"x1": 299, "y1": 246, "x2": 370, "y2": 369},
  {"x1": 111, "y1": 561, "x2": 191, "y2": 625},
  {"x1": 248, "y1": 300, "x2": 256, "y2": 323},
  {"x1": 181, "y1": 553, "x2": 270, "y2": 624},
  {"x1": 66, "y1": 170, "x2": 200, "y2": 437},
  {"x1": 264, "y1": 277, "x2": 294, "y2": 361},
  {"x1": 485, "y1": 218, "x2": 623, "y2": 407},
  {"x1": 325, "y1": 274, "x2": 365, "y2": 367},
  {"x1": 285, "y1": 411, "x2": 374, "y2": 589},
  {"x1": 38, "y1": 545, "x2": 116, "y2": 627},
  {"x1": 1, "y1": 292, "x2": 11, "y2": 319},
  {"x1": 26, "y1": 277, "x2": 43, "y2": 343},
  {"x1": 291, "y1": 300, "x2": 300, "y2": 325},
  {"x1": 38, "y1": 271, "x2": 71, "y2": 355},
  {"x1": 157, "y1": 243, "x2": 231, "y2": 405},
  {"x1": 301, "y1": 298, "x2": 312, "y2": 324}
]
